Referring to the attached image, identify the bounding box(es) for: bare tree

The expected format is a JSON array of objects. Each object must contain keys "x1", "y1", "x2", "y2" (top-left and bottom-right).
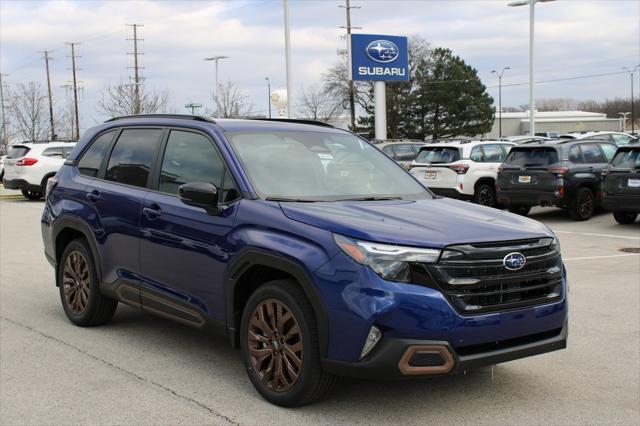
[
  {"x1": 97, "y1": 82, "x2": 169, "y2": 118},
  {"x1": 297, "y1": 83, "x2": 343, "y2": 123},
  {"x1": 213, "y1": 81, "x2": 254, "y2": 118},
  {"x1": 10, "y1": 82, "x2": 49, "y2": 141},
  {"x1": 536, "y1": 98, "x2": 578, "y2": 112},
  {"x1": 322, "y1": 58, "x2": 373, "y2": 116}
]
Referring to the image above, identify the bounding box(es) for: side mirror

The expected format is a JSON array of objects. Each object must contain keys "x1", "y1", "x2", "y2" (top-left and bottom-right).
[{"x1": 179, "y1": 182, "x2": 219, "y2": 213}]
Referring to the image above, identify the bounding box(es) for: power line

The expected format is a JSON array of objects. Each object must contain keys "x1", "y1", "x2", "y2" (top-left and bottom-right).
[
  {"x1": 126, "y1": 24, "x2": 145, "y2": 114},
  {"x1": 490, "y1": 70, "x2": 629, "y2": 89},
  {"x1": 41, "y1": 51, "x2": 56, "y2": 140}
]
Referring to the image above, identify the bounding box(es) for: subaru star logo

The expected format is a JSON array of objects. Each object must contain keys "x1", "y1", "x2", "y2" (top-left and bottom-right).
[
  {"x1": 366, "y1": 40, "x2": 400, "y2": 63},
  {"x1": 503, "y1": 252, "x2": 526, "y2": 271}
]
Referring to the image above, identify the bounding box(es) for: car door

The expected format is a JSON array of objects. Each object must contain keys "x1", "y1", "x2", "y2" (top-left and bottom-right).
[
  {"x1": 83, "y1": 127, "x2": 164, "y2": 293},
  {"x1": 139, "y1": 129, "x2": 241, "y2": 326}
]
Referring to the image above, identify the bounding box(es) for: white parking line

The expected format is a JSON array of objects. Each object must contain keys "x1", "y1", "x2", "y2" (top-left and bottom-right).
[
  {"x1": 563, "y1": 253, "x2": 640, "y2": 261},
  {"x1": 554, "y1": 230, "x2": 640, "y2": 240}
]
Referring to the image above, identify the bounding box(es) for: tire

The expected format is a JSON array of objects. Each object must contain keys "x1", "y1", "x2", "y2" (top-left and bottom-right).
[
  {"x1": 569, "y1": 187, "x2": 595, "y2": 221},
  {"x1": 21, "y1": 189, "x2": 42, "y2": 200},
  {"x1": 613, "y1": 211, "x2": 638, "y2": 225},
  {"x1": 474, "y1": 183, "x2": 496, "y2": 207},
  {"x1": 508, "y1": 205, "x2": 531, "y2": 216},
  {"x1": 58, "y1": 238, "x2": 118, "y2": 326},
  {"x1": 240, "y1": 279, "x2": 336, "y2": 407},
  {"x1": 41, "y1": 174, "x2": 55, "y2": 196}
]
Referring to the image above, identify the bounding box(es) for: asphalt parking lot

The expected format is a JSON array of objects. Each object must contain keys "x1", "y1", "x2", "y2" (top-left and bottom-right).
[{"x1": 1, "y1": 187, "x2": 639, "y2": 425}]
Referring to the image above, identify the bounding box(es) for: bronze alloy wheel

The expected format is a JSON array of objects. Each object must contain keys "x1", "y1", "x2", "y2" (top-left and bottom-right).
[
  {"x1": 248, "y1": 298, "x2": 303, "y2": 392},
  {"x1": 62, "y1": 250, "x2": 90, "y2": 315}
]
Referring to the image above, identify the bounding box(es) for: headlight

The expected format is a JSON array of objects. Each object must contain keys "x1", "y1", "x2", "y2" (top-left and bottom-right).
[{"x1": 333, "y1": 234, "x2": 441, "y2": 282}]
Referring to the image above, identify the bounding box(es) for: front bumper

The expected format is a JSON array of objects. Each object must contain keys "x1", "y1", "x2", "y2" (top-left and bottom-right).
[{"x1": 323, "y1": 321, "x2": 567, "y2": 379}]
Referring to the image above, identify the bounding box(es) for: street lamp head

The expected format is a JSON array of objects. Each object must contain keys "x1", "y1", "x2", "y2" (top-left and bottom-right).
[
  {"x1": 204, "y1": 56, "x2": 229, "y2": 61},
  {"x1": 508, "y1": 0, "x2": 529, "y2": 7}
]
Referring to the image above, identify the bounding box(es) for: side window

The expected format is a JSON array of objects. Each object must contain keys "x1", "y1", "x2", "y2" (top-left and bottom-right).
[
  {"x1": 612, "y1": 134, "x2": 631, "y2": 145},
  {"x1": 77, "y1": 131, "x2": 117, "y2": 177},
  {"x1": 159, "y1": 130, "x2": 226, "y2": 196},
  {"x1": 381, "y1": 145, "x2": 396, "y2": 159},
  {"x1": 569, "y1": 145, "x2": 582, "y2": 163},
  {"x1": 483, "y1": 144, "x2": 505, "y2": 162},
  {"x1": 500, "y1": 144, "x2": 513, "y2": 157},
  {"x1": 580, "y1": 143, "x2": 605, "y2": 163},
  {"x1": 470, "y1": 146, "x2": 484, "y2": 162},
  {"x1": 105, "y1": 129, "x2": 163, "y2": 188},
  {"x1": 393, "y1": 144, "x2": 417, "y2": 161},
  {"x1": 600, "y1": 144, "x2": 617, "y2": 162},
  {"x1": 42, "y1": 147, "x2": 64, "y2": 158}
]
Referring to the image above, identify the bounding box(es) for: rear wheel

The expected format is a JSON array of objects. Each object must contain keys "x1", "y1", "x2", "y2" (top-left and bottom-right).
[
  {"x1": 21, "y1": 189, "x2": 42, "y2": 200},
  {"x1": 240, "y1": 280, "x2": 335, "y2": 407},
  {"x1": 58, "y1": 239, "x2": 118, "y2": 326},
  {"x1": 508, "y1": 205, "x2": 531, "y2": 216},
  {"x1": 569, "y1": 187, "x2": 595, "y2": 221},
  {"x1": 474, "y1": 183, "x2": 496, "y2": 207},
  {"x1": 613, "y1": 211, "x2": 638, "y2": 224}
]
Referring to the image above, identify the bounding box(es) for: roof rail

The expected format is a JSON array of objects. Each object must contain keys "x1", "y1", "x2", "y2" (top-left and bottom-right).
[
  {"x1": 104, "y1": 114, "x2": 214, "y2": 123},
  {"x1": 249, "y1": 118, "x2": 334, "y2": 128}
]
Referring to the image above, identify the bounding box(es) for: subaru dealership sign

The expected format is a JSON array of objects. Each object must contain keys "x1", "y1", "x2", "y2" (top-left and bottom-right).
[{"x1": 350, "y1": 34, "x2": 409, "y2": 82}]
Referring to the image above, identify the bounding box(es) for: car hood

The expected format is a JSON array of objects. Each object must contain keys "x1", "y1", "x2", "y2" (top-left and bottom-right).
[{"x1": 279, "y1": 197, "x2": 552, "y2": 248}]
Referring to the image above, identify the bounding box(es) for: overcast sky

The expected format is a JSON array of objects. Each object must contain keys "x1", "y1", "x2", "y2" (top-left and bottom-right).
[{"x1": 1, "y1": 0, "x2": 639, "y2": 133}]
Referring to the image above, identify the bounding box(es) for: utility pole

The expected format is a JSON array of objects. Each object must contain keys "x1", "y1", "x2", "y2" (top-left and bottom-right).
[
  {"x1": 0, "y1": 73, "x2": 8, "y2": 148},
  {"x1": 265, "y1": 77, "x2": 272, "y2": 118},
  {"x1": 339, "y1": 0, "x2": 361, "y2": 131},
  {"x1": 622, "y1": 65, "x2": 639, "y2": 134},
  {"x1": 283, "y1": 0, "x2": 293, "y2": 119},
  {"x1": 127, "y1": 24, "x2": 144, "y2": 114},
  {"x1": 66, "y1": 42, "x2": 81, "y2": 140},
  {"x1": 42, "y1": 51, "x2": 56, "y2": 140}
]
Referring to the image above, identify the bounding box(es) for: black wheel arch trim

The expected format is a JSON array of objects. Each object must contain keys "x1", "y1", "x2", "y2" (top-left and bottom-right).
[
  {"x1": 226, "y1": 248, "x2": 329, "y2": 357},
  {"x1": 51, "y1": 215, "x2": 103, "y2": 288}
]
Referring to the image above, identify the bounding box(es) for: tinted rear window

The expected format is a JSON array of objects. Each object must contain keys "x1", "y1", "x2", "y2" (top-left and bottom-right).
[
  {"x1": 415, "y1": 147, "x2": 460, "y2": 164},
  {"x1": 611, "y1": 149, "x2": 640, "y2": 168},
  {"x1": 105, "y1": 129, "x2": 163, "y2": 188},
  {"x1": 504, "y1": 148, "x2": 559, "y2": 167},
  {"x1": 7, "y1": 146, "x2": 30, "y2": 159}
]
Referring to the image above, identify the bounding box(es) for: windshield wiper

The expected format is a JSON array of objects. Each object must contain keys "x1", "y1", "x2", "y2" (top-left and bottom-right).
[
  {"x1": 335, "y1": 196, "x2": 402, "y2": 201},
  {"x1": 265, "y1": 197, "x2": 318, "y2": 202}
]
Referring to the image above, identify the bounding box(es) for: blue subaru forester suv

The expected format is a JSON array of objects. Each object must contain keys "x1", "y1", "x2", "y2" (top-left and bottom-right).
[{"x1": 41, "y1": 115, "x2": 567, "y2": 406}]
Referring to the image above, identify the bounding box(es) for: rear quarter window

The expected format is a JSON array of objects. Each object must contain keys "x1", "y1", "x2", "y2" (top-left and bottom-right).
[
  {"x1": 504, "y1": 148, "x2": 559, "y2": 167},
  {"x1": 78, "y1": 131, "x2": 117, "y2": 177},
  {"x1": 415, "y1": 147, "x2": 461, "y2": 164}
]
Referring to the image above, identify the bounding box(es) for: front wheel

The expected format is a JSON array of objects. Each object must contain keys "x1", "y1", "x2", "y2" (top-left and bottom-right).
[
  {"x1": 240, "y1": 280, "x2": 335, "y2": 407},
  {"x1": 474, "y1": 183, "x2": 496, "y2": 207},
  {"x1": 21, "y1": 189, "x2": 42, "y2": 200},
  {"x1": 613, "y1": 211, "x2": 638, "y2": 224}
]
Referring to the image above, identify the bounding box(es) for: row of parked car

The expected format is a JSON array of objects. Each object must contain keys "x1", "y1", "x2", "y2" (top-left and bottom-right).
[{"x1": 379, "y1": 131, "x2": 639, "y2": 223}]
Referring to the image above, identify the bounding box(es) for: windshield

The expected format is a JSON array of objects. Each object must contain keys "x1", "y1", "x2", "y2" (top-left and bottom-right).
[
  {"x1": 226, "y1": 131, "x2": 430, "y2": 201},
  {"x1": 611, "y1": 149, "x2": 640, "y2": 168},
  {"x1": 415, "y1": 147, "x2": 461, "y2": 164},
  {"x1": 504, "y1": 147, "x2": 559, "y2": 167}
]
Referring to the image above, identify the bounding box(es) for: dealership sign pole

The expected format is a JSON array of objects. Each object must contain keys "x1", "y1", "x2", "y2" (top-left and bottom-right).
[{"x1": 350, "y1": 34, "x2": 408, "y2": 140}]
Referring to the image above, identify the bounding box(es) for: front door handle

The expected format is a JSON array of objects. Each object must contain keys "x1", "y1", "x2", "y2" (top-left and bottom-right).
[
  {"x1": 143, "y1": 205, "x2": 162, "y2": 220},
  {"x1": 86, "y1": 190, "x2": 101, "y2": 203}
]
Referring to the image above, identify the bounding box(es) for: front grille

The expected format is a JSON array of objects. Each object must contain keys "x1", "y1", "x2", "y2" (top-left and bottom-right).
[{"x1": 426, "y1": 238, "x2": 563, "y2": 315}]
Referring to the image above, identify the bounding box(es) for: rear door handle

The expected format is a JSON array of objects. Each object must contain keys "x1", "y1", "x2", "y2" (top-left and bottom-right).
[
  {"x1": 143, "y1": 205, "x2": 162, "y2": 220},
  {"x1": 86, "y1": 190, "x2": 101, "y2": 203}
]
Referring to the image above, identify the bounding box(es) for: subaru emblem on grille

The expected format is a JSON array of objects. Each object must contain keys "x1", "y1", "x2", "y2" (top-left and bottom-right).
[{"x1": 503, "y1": 252, "x2": 526, "y2": 271}]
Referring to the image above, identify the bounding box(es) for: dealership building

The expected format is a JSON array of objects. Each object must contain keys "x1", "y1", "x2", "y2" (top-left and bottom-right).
[{"x1": 484, "y1": 111, "x2": 623, "y2": 138}]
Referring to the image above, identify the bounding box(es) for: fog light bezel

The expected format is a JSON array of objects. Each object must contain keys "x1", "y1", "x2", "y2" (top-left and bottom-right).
[{"x1": 360, "y1": 325, "x2": 382, "y2": 359}]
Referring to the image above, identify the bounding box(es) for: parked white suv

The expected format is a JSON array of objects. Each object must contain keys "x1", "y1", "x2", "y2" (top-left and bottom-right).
[
  {"x1": 3, "y1": 142, "x2": 76, "y2": 199},
  {"x1": 409, "y1": 140, "x2": 515, "y2": 207}
]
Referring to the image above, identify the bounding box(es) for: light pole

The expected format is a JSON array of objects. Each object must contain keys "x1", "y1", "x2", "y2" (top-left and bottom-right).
[
  {"x1": 283, "y1": 0, "x2": 293, "y2": 119},
  {"x1": 265, "y1": 77, "x2": 272, "y2": 118},
  {"x1": 491, "y1": 67, "x2": 510, "y2": 138},
  {"x1": 508, "y1": 0, "x2": 555, "y2": 136},
  {"x1": 204, "y1": 56, "x2": 229, "y2": 118},
  {"x1": 622, "y1": 65, "x2": 639, "y2": 134}
]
